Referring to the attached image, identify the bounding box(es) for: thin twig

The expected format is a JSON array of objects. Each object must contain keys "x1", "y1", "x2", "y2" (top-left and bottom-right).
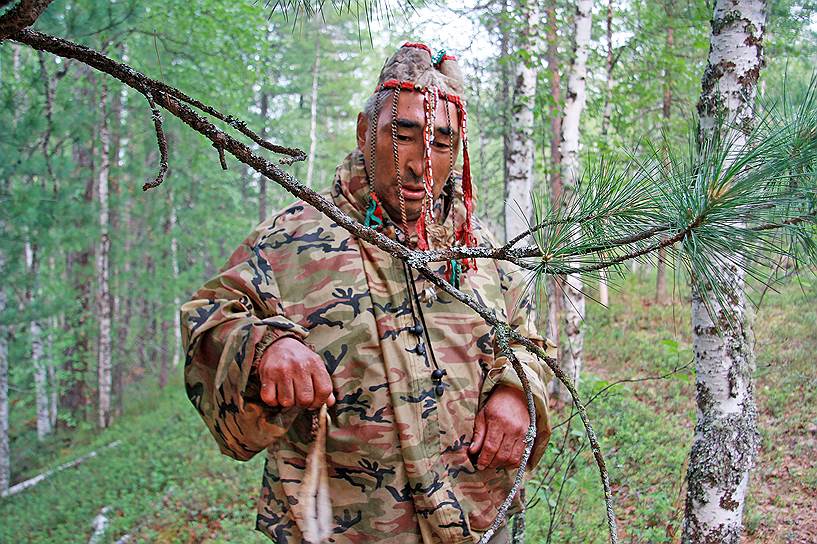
[{"x1": 142, "y1": 92, "x2": 169, "y2": 191}]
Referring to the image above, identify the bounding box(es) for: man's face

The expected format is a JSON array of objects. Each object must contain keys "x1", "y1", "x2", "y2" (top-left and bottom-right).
[{"x1": 356, "y1": 90, "x2": 461, "y2": 231}]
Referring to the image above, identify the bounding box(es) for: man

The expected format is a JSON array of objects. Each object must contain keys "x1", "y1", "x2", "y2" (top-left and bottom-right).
[{"x1": 180, "y1": 43, "x2": 555, "y2": 544}]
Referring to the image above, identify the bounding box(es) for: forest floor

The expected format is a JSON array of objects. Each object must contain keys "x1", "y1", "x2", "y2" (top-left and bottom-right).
[{"x1": 1, "y1": 272, "x2": 814, "y2": 543}]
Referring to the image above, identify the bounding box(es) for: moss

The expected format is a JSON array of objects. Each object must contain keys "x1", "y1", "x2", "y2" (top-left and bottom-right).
[{"x1": 711, "y1": 10, "x2": 744, "y2": 36}]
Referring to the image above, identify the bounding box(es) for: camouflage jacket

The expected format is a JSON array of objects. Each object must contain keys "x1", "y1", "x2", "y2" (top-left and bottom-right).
[{"x1": 180, "y1": 149, "x2": 555, "y2": 544}]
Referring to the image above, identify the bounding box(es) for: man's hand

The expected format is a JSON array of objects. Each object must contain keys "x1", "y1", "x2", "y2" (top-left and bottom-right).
[
  {"x1": 468, "y1": 385, "x2": 530, "y2": 470},
  {"x1": 258, "y1": 337, "x2": 336, "y2": 410}
]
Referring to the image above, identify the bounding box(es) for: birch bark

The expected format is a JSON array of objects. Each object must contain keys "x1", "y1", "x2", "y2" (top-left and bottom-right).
[
  {"x1": 0, "y1": 243, "x2": 8, "y2": 494},
  {"x1": 259, "y1": 89, "x2": 270, "y2": 222},
  {"x1": 306, "y1": 26, "x2": 320, "y2": 188},
  {"x1": 25, "y1": 241, "x2": 52, "y2": 440},
  {"x1": 682, "y1": 0, "x2": 766, "y2": 540},
  {"x1": 504, "y1": 0, "x2": 540, "y2": 242},
  {"x1": 97, "y1": 83, "x2": 113, "y2": 429},
  {"x1": 555, "y1": 0, "x2": 592, "y2": 403},
  {"x1": 169, "y1": 189, "x2": 181, "y2": 369}
]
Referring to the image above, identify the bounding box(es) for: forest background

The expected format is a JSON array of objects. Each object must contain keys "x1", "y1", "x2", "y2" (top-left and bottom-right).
[{"x1": 1, "y1": 0, "x2": 816, "y2": 542}]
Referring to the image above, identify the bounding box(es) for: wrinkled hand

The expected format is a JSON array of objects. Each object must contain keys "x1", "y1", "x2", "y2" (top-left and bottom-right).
[
  {"x1": 468, "y1": 385, "x2": 530, "y2": 470},
  {"x1": 258, "y1": 337, "x2": 336, "y2": 409}
]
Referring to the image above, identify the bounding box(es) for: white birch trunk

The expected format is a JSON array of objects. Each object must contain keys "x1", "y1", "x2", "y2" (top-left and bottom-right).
[
  {"x1": 25, "y1": 242, "x2": 52, "y2": 440},
  {"x1": 504, "y1": 0, "x2": 539, "y2": 242},
  {"x1": 682, "y1": 0, "x2": 766, "y2": 541},
  {"x1": 598, "y1": 0, "x2": 615, "y2": 308},
  {"x1": 47, "y1": 254, "x2": 58, "y2": 429},
  {"x1": 306, "y1": 28, "x2": 321, "y2": 188},
  {"x1": 48, "y1": 362, "x2": 57, "y2": 428},
  {"x1": 32, "y1": 319, "x2": 49, "y2": 440},
  {"x1": 169, "y1": 189, "x2": 181, "y2": 369},
  {"x1": 259, "y1": 90, "x2": 270, "y2": 223},
  {"x1": 555, "y1": 0, "x2": 592, "y2": 404},
  {"x1": 0, "y1": 251, "x2": 9, "y2": 493},
  {"x1": 97, "y1": 84, "x2": 113, "y2": 429}
]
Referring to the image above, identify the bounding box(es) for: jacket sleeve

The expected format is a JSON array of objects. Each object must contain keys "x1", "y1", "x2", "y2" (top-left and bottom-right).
[
  {"x1": 180, "y1": 225, "x2": 310, "y2": 461},
  {"x1": 475, "y1": 226, "x2": 557, "y2": 468}
]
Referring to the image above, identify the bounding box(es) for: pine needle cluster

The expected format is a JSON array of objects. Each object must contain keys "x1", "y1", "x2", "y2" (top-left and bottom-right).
[{"x1": 524, "y1": 77, "x2": 817, "y2": 322}]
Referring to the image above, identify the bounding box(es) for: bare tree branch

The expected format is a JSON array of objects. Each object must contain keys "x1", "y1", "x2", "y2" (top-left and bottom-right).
[
  {"x1": 0, "y1": 0, "x2": 54, "y2": 42},
  {"x1": 142, "y1": 92, "x2": 169, "y2": 191}
]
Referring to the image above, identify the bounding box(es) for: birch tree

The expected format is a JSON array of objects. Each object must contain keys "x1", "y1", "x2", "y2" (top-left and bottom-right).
[
  {"x1": 259, "y1": 88, "x2": 270, "y2": 222},
  {"x1": 0, "y1": 241, "x2": 8, "y2": 494},
  {"x1": 97, "y1": 83, "x2": 113, "y2": 429},
  {"x1": 682, "y1": 0, "x2": 767, "y2": 540},
  {"x1": 169, "y1": 188, "x2": 181, "y2": 370},
  {"x1": 504, "y1": 0, "x2": 540, "y2": 242},
  {"x1": 306, "y1": 24, "x2": 321, "y2": 188},
  {"x1": 554, "y1": 0, "x2": 592, "y2": 404},
  {"x1": 25, "y1": 241, "x2": 52, "y2": 440}
]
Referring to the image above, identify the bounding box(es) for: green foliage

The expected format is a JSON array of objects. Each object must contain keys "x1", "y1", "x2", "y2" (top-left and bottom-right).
[
  {"x1": 0, "y1": 376, "x2": 268, "y2": 543},
  {"x1": 3, "y1": 273, "x2": 809, "y2": 541},
  {"x1": 517, "y1": 78, "x2": 817, "y2": 327},
  {"x1": 3, "y1": 0, "x2": 817, "y2": 539},
  {"x1": 525, "y1": 272, "x2": 815, "y2": 542}
]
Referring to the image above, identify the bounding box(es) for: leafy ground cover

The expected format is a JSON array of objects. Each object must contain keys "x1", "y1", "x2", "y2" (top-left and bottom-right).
[
  {"x1": 528, "y1": 271, "x2": 817, "y2": 543},
  {"x1": 1, "y1": 272, "x2": 813, "y2": 543}
]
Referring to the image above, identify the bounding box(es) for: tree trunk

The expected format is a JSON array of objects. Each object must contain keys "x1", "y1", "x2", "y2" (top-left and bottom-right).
[
  {"x1": 25, "y1": 241, "x2": 52, "y2": 440},
  {"x1": 169, "y1": 188, "x2": 181, "y2": 369},
  {"x1": 554, "y1": 0, "x2": 592, "y2": 404},
  {"x1": 259, "y1": 90, "x2": 270, "y2": 223},
  {"x1": 500, "y1": 0, "x2": 512, "y2": 225},
  {"x1": 115, "y1": 194, "x2": 133, "y2": 419},
  {"x1": 597, "y1": 0, "x2": 615, "y2": 308},
  {"x1": 62, "y1": 65, "x2": 96, "y2": 426},
  {"x1": 48, "y1": 356, "x2": 57, "y2": 428},
  {"x1": 682, "y1": 0, "x2": 766, "y2": 541},
  {"x1": 504, "y1": 0, "x2": 540, "y2": 242},
  {"x1": 306, "y1": 25, "x2": 321, "y2": 188},
  {"x1": 0, "y1": 246, "x2": 9, "y2": 494},
  {"x1": 158, "y1": 316, "x2": 170, "y2": 389},
  {"x1": 655, "y1": 7, "x2": 674, "y2": 305},
  {"x1": 96, "y1": 83, "x2": 113, "y2": 429},
  {"x1": 110, "y1": 80, "x2": 126, "y2": 418},
  {"x1": 544, "y1": 0, "x2": 564, "y2": 401}
]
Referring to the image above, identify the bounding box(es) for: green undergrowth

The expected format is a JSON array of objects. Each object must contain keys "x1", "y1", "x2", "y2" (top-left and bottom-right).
[
  {"x1": 525, "y1": 270, "x2": 816, "y2": 543},
  {"x1": 0, "y1": 380, "x2": 268, "y2": 543},
  {"x1": 1, "y1": 272, "x2": 813, "y2": 543}
]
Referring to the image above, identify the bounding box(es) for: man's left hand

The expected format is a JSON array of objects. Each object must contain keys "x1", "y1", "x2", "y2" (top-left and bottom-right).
[{"x1": 467, "y1": 385, "x2": 531, "y2": 471}]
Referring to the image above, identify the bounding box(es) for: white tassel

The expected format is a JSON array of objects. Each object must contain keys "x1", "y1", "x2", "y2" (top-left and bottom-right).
[{"x1": 299, "y1": 404, "x2": 333, "y2": 543}]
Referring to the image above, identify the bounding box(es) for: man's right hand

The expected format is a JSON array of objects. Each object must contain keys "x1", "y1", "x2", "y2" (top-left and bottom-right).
[{"x1": 257, "y1": 337, "x2": 336, "y2": 410}]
